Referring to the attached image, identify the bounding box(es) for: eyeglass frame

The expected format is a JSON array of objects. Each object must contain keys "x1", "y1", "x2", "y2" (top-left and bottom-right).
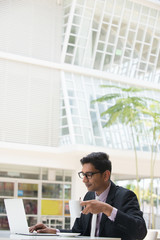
[{"x1": 78, "y1": 171, "x2": 103, "y2": 179}]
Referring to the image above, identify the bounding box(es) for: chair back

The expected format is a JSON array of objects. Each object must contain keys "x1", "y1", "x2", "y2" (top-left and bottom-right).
[{"x1": 144, "y1": 230, "x2": 158, "y2": 240}]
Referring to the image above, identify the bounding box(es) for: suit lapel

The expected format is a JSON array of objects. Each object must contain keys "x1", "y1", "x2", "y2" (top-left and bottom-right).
[
  {"x1": 99, "y1": 181, "x2": 117, "y2": 235},
  {"x1": 83, "y1": 213, "x2": 92, "y2": 235},
  {"x1": 105, "y1": 181, "x2": 116, "y2": 204},
  {"x1": 83, "y1": 191, "x2": 95, "y2": 235}
]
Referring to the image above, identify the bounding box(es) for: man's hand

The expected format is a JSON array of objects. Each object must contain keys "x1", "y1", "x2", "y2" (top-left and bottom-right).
[
  {"x1": 29, "y1": 223, "x2": 57, "y2": 234},
  {"x1": 80, "y1": 200, "x2": 113, "y2": 217}
]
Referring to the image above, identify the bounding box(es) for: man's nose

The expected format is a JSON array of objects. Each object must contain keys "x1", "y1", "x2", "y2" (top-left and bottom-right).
[{"x1": 83, "y1": 175, "x2": 88, "y2": 182}]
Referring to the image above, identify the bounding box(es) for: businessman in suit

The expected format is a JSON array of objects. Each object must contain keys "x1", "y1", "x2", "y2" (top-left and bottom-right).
[{"x1": 29, "y1": 152, "x2": 147, "y2": 240}]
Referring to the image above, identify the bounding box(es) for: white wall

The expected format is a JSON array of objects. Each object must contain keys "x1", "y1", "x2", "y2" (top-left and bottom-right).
[{"x1": 0, "y1": 0, "x2": 62, "y2": 147}]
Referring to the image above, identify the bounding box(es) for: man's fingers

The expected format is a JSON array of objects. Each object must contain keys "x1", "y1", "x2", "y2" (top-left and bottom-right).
[
  {"x1": 80, "y1": 200, "x2": 91, "y2": 206},
  {"x1": 29, "y1": 223, "x2": 46, "y2": 232},
  {"x1": 29, "y1": 225, "x2": 37, "y2": 232},
  {"x1": 37, "y1": 228, "x2": 56, "y2": 234},
  {"x1": 80, "y1": 201, "x2": 86, "y2": 206},
  {"x1": 82, "y1": 208, "x2": 89, "y2": 215},
  {"x1": 29, "y1": 227, "x2": 34, "y2": 233},
  {"x1": 29, "y1": 224, "x2": 56, "y2": 234},
  {"x1": 37, "y1": 229, "x2": 47, "y2": 233}
]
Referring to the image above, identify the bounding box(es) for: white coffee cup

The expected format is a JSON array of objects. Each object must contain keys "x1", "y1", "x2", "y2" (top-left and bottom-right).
[{"x1": 69, "y1": 200, "x2": 81, "y2": 218}]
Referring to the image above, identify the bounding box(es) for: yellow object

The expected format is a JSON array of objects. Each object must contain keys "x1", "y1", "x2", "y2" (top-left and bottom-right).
[{"x1": 41, "y1": 200, "x2": 63, "y2": 215}]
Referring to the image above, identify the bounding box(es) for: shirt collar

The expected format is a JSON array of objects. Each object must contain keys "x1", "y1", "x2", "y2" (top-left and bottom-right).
[{"x1": 95, "y1": 182, "x2": 111, "y2": 202}]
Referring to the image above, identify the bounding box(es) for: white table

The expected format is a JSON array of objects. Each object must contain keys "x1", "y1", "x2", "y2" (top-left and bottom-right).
[
  {"x1": 0, "y1": 233, "x2": 121, "y2": 240},
  {"x1": 11, "y1": 237, "x2": 120, "y2": 240},
  {"x1": 0, "y1": 237, "x2": 121, "y2": 240}
]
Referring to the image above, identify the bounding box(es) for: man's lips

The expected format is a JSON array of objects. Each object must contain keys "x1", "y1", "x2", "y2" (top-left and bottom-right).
[{"x1": 85, "y1": 183, "x2": 92, "y2": 188}]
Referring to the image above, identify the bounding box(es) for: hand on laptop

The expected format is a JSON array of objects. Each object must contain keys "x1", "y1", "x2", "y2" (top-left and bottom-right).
[{"x1": 29, "y1": 223, "x2": 57, "y2": 234}]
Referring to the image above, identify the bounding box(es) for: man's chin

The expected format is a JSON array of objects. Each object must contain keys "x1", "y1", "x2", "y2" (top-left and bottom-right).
[{"x1": 85, "y1": 184, "x2": 93, "y2": 191}]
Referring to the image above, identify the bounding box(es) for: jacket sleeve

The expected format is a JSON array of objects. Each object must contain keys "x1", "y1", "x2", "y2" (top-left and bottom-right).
[{"x1": 113, "y1": 189, "x2": 147, "y2": 240}]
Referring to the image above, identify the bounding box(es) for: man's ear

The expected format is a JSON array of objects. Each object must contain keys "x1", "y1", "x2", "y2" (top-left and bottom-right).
[{"x1": 103, "y1": 170, "x2": 110, "y2": 181}]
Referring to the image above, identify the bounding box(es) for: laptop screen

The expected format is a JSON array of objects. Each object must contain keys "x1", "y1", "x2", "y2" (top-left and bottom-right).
[{"x1": 4, "y1": 198, "x2": 29, "y2": 234}]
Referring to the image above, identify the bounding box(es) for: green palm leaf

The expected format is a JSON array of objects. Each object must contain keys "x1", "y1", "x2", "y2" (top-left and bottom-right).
[{"x1": 92, "y1": 83, "x2": 160, "y2": 205}]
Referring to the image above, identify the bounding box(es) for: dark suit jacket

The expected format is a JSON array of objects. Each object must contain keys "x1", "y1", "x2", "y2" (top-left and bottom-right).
[{"x1": 71, "y1": 181, "x2": 147, "y2": 240}]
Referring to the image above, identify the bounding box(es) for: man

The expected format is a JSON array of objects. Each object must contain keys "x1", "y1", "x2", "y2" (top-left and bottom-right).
[{"x1": 29, "y1": 152, "x2": 147, "y2": 240}]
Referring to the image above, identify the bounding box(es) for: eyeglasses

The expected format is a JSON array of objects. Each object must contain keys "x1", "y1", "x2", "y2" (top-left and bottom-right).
[{"x1": 78, "y1": 171, "x2": 101, "y2": 179}]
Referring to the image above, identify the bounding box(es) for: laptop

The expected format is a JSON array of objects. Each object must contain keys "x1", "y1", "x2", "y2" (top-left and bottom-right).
[{"x1": 4, "y1": 198, "x2": 57, "y2": 236}]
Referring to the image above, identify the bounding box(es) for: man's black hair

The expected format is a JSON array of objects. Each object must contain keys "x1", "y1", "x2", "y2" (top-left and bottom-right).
[{"x1": 80, "y1": 152, "x2": 112, "y2": 173}]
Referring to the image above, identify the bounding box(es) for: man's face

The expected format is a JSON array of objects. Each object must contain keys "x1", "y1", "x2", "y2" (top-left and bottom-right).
[{"x1": 81, "y1": 163, "x2": 109, "y2": 195}]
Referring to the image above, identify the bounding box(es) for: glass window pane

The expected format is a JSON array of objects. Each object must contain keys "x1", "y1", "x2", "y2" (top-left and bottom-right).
[
  {"x1": 42, "y1": 169, "x2": 64, "y2": 181},
  {"x1": 67, "y1": 45, "x2": 75, "y2": 54},
  {"x1": 0, "y1": 199, "x2": 6, "y2": 213},
  {"x1": 43, "y1": 218, "x2": 63, "y2": 229},
  {"x1": 77, "y1": 38, "x2": 87, "y2": 47},
  {"x1": 95, "y1": 138, "x2": 104, "y2": 146},
  {"x1": 84, "y1": 128, "x2": 93, "y2": 145},
  {"x1": 69, "y1": 99, "x2": 77, "y2": 106},
  {"x1": 66, "y1": 80, "x2": 74, "y2": 89},
  {"x1": 90, "y1": 111, "x2": 101, "y2": 136},
  {"x1": 77, "y1": 91, "x2": 84, "y2": 98},
  {"x1": 62, "y1": 118, "x2": 68, "y2": 125},
  {"x1": 69, "y1": 35, "x2": 76, "y2": 44},
  {"x1": 71, "y1": 25, "x2": 79, "y2": 34},
  {"x1": 64, "y1": 170, "x2": 72, "y2": 182},
  {"x1": 94, "y1": 52, "x2": 102, "y2": 69},
  {"x1": 18, "y1": 183, "x2": 38, "y2": 197},
  {"x1": 0, "y1": 165, "x2": 40, "y2": 180},
  {"x1": 61, "y1": 108, "x2": 66, "y2": 117},
  {"x1": 55, "y1": 169, "x2": 64, "y2": 181},
  {"x1": 64, "y1": 184, "x2": 71, "y2": 199},
  {"x1": 65, "y1": 217, "x2": 70, "y2": 230},
  {"x1": 65, "y1": 175, "x2": 71, "y2": 182},
  {"x1": 103, "y1": 54, "x2": 112, "y2": 67},
  {"x1": 62, "y1": 127, "x2": 69, "y2": 135},
  {"x1": 42, "y1": 183, "x2": 63, "y2": 198},
  {"x1": 64, "y1": 201, "x2": 69, "y2": 215},
  {"x1": 65, "y1": 55, "x2": 72, "y2": 64},
  {"x1": 108, "y1": 32, "x2": 116, "y2": 44},
  {"x1": 68, "y1": 90, "x2": 75, "y2": 97},
  {"x1": 24, "y1": 200, "x2": 37, "y2": 214},
  {"x1": 137, "y1": 26, "x2": 144, "y2": 41},
  {"x1": 75, "y1": 135, "x2": 83, "y2": 144},
  {"x1": 98, "y1": 42, "x2": 105, "y2": 51},
  {"x1": 70, "y1": 108, "x2": 78, "y2": 115},
  {"x1": 72, "y1": 117, "x2": 80, "y2": 124},
  {"x1": 79, "y1": 101, "x2": 88, "y2": 116},
  {"x1": 73, "y1": 15, "x2": 81, "y2": 25},
  {"x1": 26, "y1": 216, "x2": 37, "y2": 227},
  {"x1": 106, "y1": 44, "x2": 114, "y2": 54},
  {"x1": 119, "y1": 24, "x2": 127, "y2": 37},
  {"x1": 0, "y1": 182, "x2": 14, "y2": 196},
  {"x1": 0, "y1": 216, "x2": 9, "y2": 230},
  {"x1": 81, "y1": 118, "x2": 90, "y2": 127},
  {"x1": 74, "y1": 126, "x2": 81, "y2": 134}
]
